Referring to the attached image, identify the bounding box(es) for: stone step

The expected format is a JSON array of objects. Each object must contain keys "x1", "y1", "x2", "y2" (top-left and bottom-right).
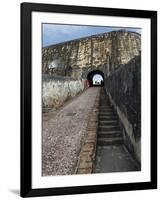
[
  {"x1": 99, "y1": 116, "x2": 118, "y2": 120},
  {"x1": 98, "y1": 125, "x2": 120, "y2": 131},
  {"x1": 99, "y1": 120, "x2": 118, "y2": 126},
  {"x1": 100, "y1": 102, "x2": 111, "y2": 105},
  {"x1": 100, "y1": 104, "x2": 111, "y2": 106},
  {"x1": 97, "y1": 137, "x2": 123, "y2": 146},
  {"x1": 99, "y1": 111, "x2": 116, "y2": 115},
  {"x1": 99, "y1": 115, "x2": 116, "y2": 118},
  {"x1": 100, "y1": 106, "x2": 111, "y2": 108},
  {"x1": 99, "y1": 108, "x2": 114, "y2": 111},
  {"x1": 99, "y1": 111, "x2": 116, "y2": 116},
  {"x1": 99, "y1": 119, "x2": 118, "y2": 122},
  {"x1": 98, "y1": 130, "x2": 121, "y2": 138},
  {"x1": 100, "y1": 110, "x2": 113, "y2": 113},
  {"x1": 100, "y1": 108, "x2": 114, "y2": 111}
]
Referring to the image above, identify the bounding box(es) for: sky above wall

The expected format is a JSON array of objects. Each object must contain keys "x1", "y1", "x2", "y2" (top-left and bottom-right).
[{"x1": 42, "y1": 24, "x2": 141, "y2": 47}]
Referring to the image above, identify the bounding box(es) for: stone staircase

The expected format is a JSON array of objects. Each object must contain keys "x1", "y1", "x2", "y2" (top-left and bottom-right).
[
  {"x1": 94, "y1": 88, "x2": 140, "y2": 173},
  {"x1": 98, "y1": 89, "x2": 123, "y2": 146}
]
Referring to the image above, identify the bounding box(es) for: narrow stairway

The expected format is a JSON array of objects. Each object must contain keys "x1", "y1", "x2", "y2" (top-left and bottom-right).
[{"x1": 93, "y1": 88, "x2": 140, "y2": 173}]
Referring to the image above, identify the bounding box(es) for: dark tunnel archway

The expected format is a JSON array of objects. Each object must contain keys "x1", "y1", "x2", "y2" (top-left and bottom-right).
[{"x1": 87, "y1": 70, "x2": 104, "y2": 87}]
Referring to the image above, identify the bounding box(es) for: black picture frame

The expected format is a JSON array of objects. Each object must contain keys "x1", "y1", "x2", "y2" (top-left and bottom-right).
[{"x1": 20, "y1": 2, "x2": 157, "y2": 197}]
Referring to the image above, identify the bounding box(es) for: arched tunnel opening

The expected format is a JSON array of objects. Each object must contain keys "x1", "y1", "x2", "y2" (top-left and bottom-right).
[{"x1": 87, "y1": 70, "x2": 104, "y2": 87}]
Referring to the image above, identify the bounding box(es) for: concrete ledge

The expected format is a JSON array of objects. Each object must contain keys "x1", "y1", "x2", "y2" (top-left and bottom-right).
[{"x1": 76, "y1": 89, "x2": 100, "y2": 174}]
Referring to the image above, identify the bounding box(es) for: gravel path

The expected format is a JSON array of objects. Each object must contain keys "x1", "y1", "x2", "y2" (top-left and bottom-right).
[{"x1": 42, "y1": 87, "x2": 100, "y2": 176}]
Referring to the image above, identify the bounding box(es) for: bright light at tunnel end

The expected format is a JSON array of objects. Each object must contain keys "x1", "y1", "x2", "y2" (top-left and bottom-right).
[{"x1": 93, "y1": 74, "x2": 103, "y2": 85}]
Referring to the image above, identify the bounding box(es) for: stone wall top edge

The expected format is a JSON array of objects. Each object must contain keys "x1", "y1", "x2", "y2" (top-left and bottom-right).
[{"x1": 43, "y1": 30, "x2": 141, "y2": 50}]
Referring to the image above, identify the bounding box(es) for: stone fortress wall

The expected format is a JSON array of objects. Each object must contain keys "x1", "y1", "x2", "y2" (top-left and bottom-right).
[{"x1": 42, "y1": 30, "x2": 141, "y2": 79}]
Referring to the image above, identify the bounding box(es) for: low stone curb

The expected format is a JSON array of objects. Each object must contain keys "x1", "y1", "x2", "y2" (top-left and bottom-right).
[{"x1": 76, "y1": 89, "x2": 100, "y2": 174}]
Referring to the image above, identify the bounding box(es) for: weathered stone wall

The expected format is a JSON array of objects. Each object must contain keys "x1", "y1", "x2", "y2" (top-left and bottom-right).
[
  {"x1": 42, "y1": 75, "x2": 85, "y2": 109},
  {"x1": 105, "y1": 54, "x2": 141, "y2": 163},
  {"x1": 42, "y1": 30, "x2": 141, "y2": 79}
]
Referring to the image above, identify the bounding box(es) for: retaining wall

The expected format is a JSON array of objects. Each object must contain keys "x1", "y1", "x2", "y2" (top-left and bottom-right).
[
  {"x1": 105, "y1": 55, "x2": 141, "y2": 163},
  {"x1": 42, "y1": 75, "x2": 85, "y2": 109}
]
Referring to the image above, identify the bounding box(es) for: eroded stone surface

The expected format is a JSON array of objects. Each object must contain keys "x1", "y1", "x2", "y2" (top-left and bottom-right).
[{"x1": 42, "y1": 30, "x2": 141, "y2": 79}]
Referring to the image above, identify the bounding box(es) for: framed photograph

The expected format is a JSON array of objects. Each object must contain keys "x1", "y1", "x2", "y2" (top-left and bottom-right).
[{"x1": 21, "y1": 2, "x2": 157, "y2": 197}]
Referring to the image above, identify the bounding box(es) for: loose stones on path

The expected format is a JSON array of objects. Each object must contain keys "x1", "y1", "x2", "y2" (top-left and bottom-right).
[{"x1": 42, "y1": 87, "x2": 100, "y2": 176}]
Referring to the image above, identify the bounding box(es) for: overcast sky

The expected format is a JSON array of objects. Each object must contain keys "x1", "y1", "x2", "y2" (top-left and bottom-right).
[{"x1": 43, "y1": 24, "x2": 141, "y2": 47}]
